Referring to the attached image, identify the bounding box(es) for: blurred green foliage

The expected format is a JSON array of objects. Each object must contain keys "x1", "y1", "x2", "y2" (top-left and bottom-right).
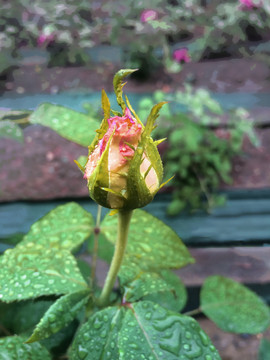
[
  {"x1": 0, "y1": 0, "x2": 270, "y2": 73},
  {"x1": 137, "y1": 87, "x2": 258, "y2": 215}
]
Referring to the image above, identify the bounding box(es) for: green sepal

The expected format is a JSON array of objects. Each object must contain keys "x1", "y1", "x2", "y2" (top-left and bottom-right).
[
  {"x1": 154, "y1": 138, "x2": 166, "y2": 146},
  {"x1": 88, "y1": 130, "x2": 113, "y2": 207},
  {"x1": 125, "y1": 95, "x2": 144, "y2": 126},
  {"x1": 74, "y1": 159, "x2": 85, "y2": 173},
  {"x1": 111, "y1": 110, "x2": 122, "y2": 117},
  {"x1": 113, "y1": 69, "x2": 138, "y2": 112},
  {"x1": 101, "y1": 89, "x2": 111, "y2": 121},
  {"x1": 144, "y1": 101, "x2": 168, "y2": 137}
]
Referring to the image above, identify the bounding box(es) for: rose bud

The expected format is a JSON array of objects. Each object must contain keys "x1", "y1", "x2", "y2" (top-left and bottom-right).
[{"x1": 77, "y1": 69, "x2": 169, "y2": 210}]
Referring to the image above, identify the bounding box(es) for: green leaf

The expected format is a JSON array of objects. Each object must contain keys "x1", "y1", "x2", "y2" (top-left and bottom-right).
[
  {"x1": 259, "y1": 338, "x2": 270, "y2": 360},
  {"x1": 200, "y1": 276, "x2": 270, "y2": 334},
  {"x1": 69, "y1": 306, "x2": 124, "y2": 360},
  {"x1": 0, "y1": 233, "x2": 24, "y2": 253},
  {"x1": 0, "y1": 335, "x2": 51, "y2": 360},
  {"x1": 76, "y1": 258, "x2": 92, "y2": 283},
  {"x1": 27, "y1": 289, "x2": 90, "y2": 343},
  {"x1": 123, "y1": 271, "x2": 174, "y2": 303},
  {"x1": 20, "y1": 202, "x2": 94, "y2": 252},
  {"x1": 119, "y1": 301, "x2": 221, "y2": 359},
  {"x1": 88, "y1": 232, "x2": 114, "y2": 264},
  {"x1": 0, "y1": 109, "x2": 31, "y2": 121},
  {"x1": 166, "y1": 198, "x2": 186, "y2": 216},
  {"x1": 29, "y1": 103, "x2": 100, "y2": 146},
  {"x1": 0, "y1": 120, "x2": 24, "y2": 143},
  {"x1": 101, "y1": 209, "x2": 194, "y2": 284},
  {"x1": 142, "y1": 270, "x2": 187, "y2": 312},
  {"x1": 0, "y1": 299, "x2": 53, "y2": 334},
  {"x1": 0, "y1": 245, "x2": 87, "y2": 302}
]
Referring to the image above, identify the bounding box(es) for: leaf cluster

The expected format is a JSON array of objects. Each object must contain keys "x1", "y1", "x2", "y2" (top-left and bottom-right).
[
  {"x1": 137, "y1": 88, "x2": 258, "y2": 215},
  {"x1": 0, "y1": 203, "x2": 269, "y2": 359}
]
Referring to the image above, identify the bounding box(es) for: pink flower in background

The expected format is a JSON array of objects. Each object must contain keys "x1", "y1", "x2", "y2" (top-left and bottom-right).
[
  {"x1": 173, "y1": 48, "x2": 191, "y2": 63},
  {"x1": 140, "y1": 9, "x2": 158, "y2": 23},
  {"x1": 37, "y1": 33, "x2": 55, "y2": 47},
  {"x1": 239, "y1": 0, "x2": 260, "y2": 9}
]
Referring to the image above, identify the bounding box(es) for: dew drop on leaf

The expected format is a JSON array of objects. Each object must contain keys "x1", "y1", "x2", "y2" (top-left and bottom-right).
[{"x1": 77, "y1": 345, "x2": 88, "y2": 359}]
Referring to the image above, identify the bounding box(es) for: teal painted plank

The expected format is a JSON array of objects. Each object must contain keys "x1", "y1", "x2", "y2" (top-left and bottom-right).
[
  {"x1": 0, "y1": 191, "x2": 270, "y2": 248},
  {"x1": 0, "y1": 91, "x2": 270, "y2": 112}
]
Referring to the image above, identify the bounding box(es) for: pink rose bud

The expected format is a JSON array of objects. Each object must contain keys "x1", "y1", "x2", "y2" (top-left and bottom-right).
[
  {"x1": 173, "y1": 48, "x2": 191, "y2": 63},
  {"x1": 140, "y1": 9, "x2": 158, "y2": 23},
  {"x1": 80, "y1": 69, "x2": 167, "y2": 210}
]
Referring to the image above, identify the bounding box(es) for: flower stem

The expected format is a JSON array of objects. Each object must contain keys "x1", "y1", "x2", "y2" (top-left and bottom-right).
[
  {"x1": 97, "y1": 209, "x2": 133, "y2": 307},
  {"x1": 91, "y1": 205, "x2": 102, "y2": 285},
  {"x1": 184, "y1": 307, "x2": 202, "y2": 317}
]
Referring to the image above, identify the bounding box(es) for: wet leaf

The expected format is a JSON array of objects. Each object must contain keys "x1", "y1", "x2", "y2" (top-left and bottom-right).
[
  {"x1": 0, "y1": 244, "x2": 87, "y2": 302},
  {"x1": 123, "y1": 271, "x2": 174, "y2": 302},
  {"x1": 142, "y1": 270, "x2": 187, "y2": 312},
  {"x1": 0, "y1": 299, "x2": 53, "y2": 334},
  {"x1": 101, "y1": 209, "x2": 194, "y2": 283},
  {"x1": 0, "y1": 233, "x2": 24, "y2": 253},
  {"x1": 69, "y1": 306, "x2": 124, "y2": 360},
  {"x1": 20, "y1": 202, "x2": 94, "y2": 252},
  {"x1": 27, "y1": 289, "x2": 90, "y2": 343},
  {"x1": 119, "y1": 301, "x2": 221, "y2": 359},
  {"x1": 76, "y1": 258, "x2": 91, "y2": 283},
  {"x1": 259, "y1": 338, "x2": 270, "y2": 360},
  {"x1": 29, "y1": 103, "x2": 99, "y2": 146},
  {"x1": 0, "y1": 120, "x2": 24, "y2": 143},
  {"x1": 0, "y1": 109, "x2": 31, "y2": 120},
  {"x1": 201, "y1": 276, "x2": 270, "y2": 334},
  {"x1": 88, "y1": 232, "x2": 114, "y2": 264},
  {"x1": 0, "y1": 335, "x2": 51, "y2": 360}
]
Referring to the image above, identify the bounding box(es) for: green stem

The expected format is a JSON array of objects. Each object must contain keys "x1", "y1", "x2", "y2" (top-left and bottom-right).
[
  {"x1": 184, "y1": 307, "x2": 202, "y2": 317},
  {"x1": 97, "y1": 209, "x2": 133, "y2": 307},
  {"x1": 12, "y1": 117, "x2": 30, "y2": 124},
  {"x1": 91, "y1": 205, "x2": 102, "y2": 285}
]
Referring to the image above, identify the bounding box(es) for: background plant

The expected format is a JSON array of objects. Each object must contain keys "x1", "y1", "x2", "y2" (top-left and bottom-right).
[
  {"x1": 1, "y1": 0, "x2": 270, "y2": 73},
  {"x1": 137, "y1": 87, "x2": 259, "y2": 215}
]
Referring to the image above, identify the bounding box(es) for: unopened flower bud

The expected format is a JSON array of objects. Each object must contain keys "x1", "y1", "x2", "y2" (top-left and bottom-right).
[{"x1": 77, "y1": 69, "x2": 168, "y2": 210}]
